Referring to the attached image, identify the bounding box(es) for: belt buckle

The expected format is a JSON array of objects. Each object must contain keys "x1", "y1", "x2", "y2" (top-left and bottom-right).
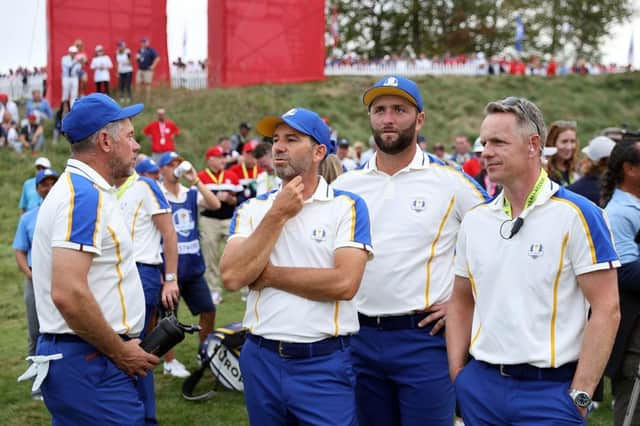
[
  {"x1": 499, "y1": 364, "x2": 511, "y2": 377},
  {"x1": 278, "y1": 341, "x2": 290, "y2": 358}
]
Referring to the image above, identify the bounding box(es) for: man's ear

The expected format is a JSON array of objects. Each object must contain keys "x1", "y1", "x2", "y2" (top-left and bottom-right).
[{"x1": 96, "y1": 130, "x2": 113, "y2": 153}]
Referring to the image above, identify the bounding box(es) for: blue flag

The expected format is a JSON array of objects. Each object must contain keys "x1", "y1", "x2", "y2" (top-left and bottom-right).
[{"x1": 515, "y1": 15, "x2": 524, "y2": 53}]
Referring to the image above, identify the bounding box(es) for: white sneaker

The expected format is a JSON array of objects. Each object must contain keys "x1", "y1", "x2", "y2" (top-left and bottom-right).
[{"x1": 163, "y1": 359, "x2": 190, "y2": 378}]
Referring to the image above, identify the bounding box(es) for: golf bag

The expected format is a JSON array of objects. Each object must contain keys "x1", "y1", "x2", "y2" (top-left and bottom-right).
[{"x1": 182, "y1": 322, "x2": 247, "y2": 400}]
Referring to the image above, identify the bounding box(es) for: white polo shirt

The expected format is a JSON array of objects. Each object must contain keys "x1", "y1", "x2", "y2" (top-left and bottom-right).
[
  {"x1": 32, "y1": 159, "x2": 145, "y2": 336},
  {"x1": 229, "y1": 177, "x2": 373, "y2": 342},
  {"x1": 332, "y1": 148, "x2": 489, "y2": 316},
  {"x1": 455, "y1": 178, "x2": 619, "y2": 368},
  {"x1": 117, "y1": 174, "x2": 171, "y2": 265}
]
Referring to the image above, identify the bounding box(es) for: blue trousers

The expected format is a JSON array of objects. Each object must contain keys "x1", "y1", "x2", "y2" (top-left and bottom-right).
[
  {"x1": 37, "y1": 334, "x2": 145, "y2": 425},
  {"x1": 351, "y1": 326, "x2": 455, "y2": 425},
  {"x1": 239, "y1": 336, "x2": 357, "y2": 426},
  {"x1": 455, "y1": 359, "x2": 586, "y2": 425}
]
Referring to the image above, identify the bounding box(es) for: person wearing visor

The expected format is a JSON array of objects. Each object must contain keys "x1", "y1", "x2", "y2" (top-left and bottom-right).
[
  {"x1": 30, "y1": 94, "x2": 160, "y2": 424},
  {"x1": 221, "y1": 107, "x2": 373, "y2": 426},
  {"x1": 332, "y1": 75, "x2": 489, "y2": 425},
  {"x1": 447, "y1": 97, "x2": 620, "y2": 423}
]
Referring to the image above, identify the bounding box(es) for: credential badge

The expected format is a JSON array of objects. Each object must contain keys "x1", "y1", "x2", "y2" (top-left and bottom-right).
[{"x1": 528, "y1": 243, "x2": 544, "y2": 259}]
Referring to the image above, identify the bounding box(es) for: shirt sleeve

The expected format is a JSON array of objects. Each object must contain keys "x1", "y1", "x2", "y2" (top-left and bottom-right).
[
  {"x1": 12, "y1": 215, "x2": 29, "y2": 251},
  {"x1": 141, "y1": 178, "x2": 171, "y2": 215},
  {"x1": 19, "y1": 181, "x2": 29, "y2": 209},
  {"x1": 568, "y1": 204, "x2": 619, "y2": 276},
  {"x1": 334, "y1": 192, "x2": 374, "y2": 256},
  {"x1": 453, "y1": 169, "x2": 490, "y2": 222},
  {"x1": 228, "y1": 200, "x2": 253, "y2": 240}
]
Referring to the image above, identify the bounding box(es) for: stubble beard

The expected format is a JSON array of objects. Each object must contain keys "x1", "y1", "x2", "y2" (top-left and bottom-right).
[{"x1": 372, "y1": 121, "x2": 417, "y2": 155}]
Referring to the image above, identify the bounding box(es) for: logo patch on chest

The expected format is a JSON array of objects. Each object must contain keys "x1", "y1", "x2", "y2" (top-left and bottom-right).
[
  {"x1": 311, "y1": 227, "x2": 327, "y2": 242},
  {"x1": 410, "y1": 198, "x2": 426, "y2": 212},
  {"x1": 528, "y1": 243, "x2": 544, "y2": 259}
]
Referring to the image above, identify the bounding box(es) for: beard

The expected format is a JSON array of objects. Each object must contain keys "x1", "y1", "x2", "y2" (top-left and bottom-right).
[
  {"x1": 371, "y1": 120, "x2": 417, "y2": 155},
  {"x1": 274, "y1": 154, "x2": 313, "y2": 181}
]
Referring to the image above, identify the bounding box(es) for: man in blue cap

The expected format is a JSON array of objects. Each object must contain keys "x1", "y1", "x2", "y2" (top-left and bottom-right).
[
  {"x1": 333, "y1": 76, "x2": 489, "y2": 425},
  {"x1": 30, "y1": 93, "x2": 160, "y2": 424},
  {"x1": 221, "y1": 107, "x2": 374, "y2": 426},
  {"x1": 13, "y1": 168, "x2": 58, "y2": 399}
]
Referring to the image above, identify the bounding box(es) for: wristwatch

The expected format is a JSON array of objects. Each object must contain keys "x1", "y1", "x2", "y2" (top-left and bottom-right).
[
  {"x1": 569, "y1": 389, "x2": 592, "y2": 408},
  {"x1": 164, "y1": 273, "x2": 177, "y2": 282}
]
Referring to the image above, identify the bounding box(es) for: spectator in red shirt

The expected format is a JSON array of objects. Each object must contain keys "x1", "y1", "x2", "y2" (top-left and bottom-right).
[
  {"x1": 228, "y1": 140, "x2": 262, "y2": 184},
  {"x1": 143, "y1": 108, "x2": 179, "y2": 162},
  {"x1": 546, "y1": 57, "x2": 557, "y2": 76},
  {"x1": 462, "y1": 138, "x2": 484, "y2": 178}
]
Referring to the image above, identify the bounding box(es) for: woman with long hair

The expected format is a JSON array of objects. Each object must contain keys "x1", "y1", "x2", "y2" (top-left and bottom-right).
[{"x1": 545, "y1": 120, "x2": 579, "y2": 186}]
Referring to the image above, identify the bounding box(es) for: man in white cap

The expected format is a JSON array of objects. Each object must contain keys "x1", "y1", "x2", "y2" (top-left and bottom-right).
[
  {"x1": 567, "y1": 136, "x2": 617, "y2": 205},
  {"x1": 19, "y1": 157, "x2": 51, "y2": 214},
  {"x1": 61, "y1": 46, "x2": 80, "y2": 106}
]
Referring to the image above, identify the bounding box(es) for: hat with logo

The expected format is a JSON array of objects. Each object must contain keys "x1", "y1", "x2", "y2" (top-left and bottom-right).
[
  {"x1": 62, "y1": 93, "x2": 143, "y2": 143},
  {"x1": 135, "y1": 158, "x2": 159, "y2": 174},
  {"x1": 157, "y1": 151, "x2": 184, "y2": 168},
  {"x1": 205, "y1": 146, "x2": 225, "y2": 159},
  {"x1": 34, "y1": 157, "x2": 51, "y2": 168},
  {"x1": 35, "y1": 168, "x2": 59, "y2": 186},
  {"x1": 363, "y1": 75, "x2": 424, "y2": 112},
  {"x1": 582, "y1": 136, "x2": 616, "y2": 162},
  {"x1": 256, "y1": 107, "x2": 333, "y2": 156}
]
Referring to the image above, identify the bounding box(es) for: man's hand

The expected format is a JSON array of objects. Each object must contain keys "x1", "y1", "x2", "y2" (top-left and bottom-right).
[
  {"x1": 161, "y1": 280, "x2": 180, "y2": 311},
  {"x1": 271, "y1": 176, "x2": 304, "y2": 220},
  {"x1": 449, "y1": 365, "x2": 464, "y2": 383},
  {"x1": 111, "y1": 339, "x2": 160, "y2": 377},
  {"x1": 418, "y1": 302, "x2": 447, "y2": 335}
]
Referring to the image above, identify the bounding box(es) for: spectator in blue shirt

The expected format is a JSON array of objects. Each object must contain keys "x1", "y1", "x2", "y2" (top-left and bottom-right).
[
  {"x1": 19, "y1": 157, "x2": 51, "y2": 214},
  {"x1": 13, "y1": 168, "x2": 59, "y2": 397},
  {"x1": 136, "y1": 37, "x2": 160, "y2": 102},
  {"x1": 602, "y1": 139, "x2": 640, "y2": 425},
  {"x1": 24, "y1": 89, "x2": 53, "y2": 121}
]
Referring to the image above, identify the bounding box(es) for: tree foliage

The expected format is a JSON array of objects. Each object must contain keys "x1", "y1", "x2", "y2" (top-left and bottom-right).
[{"x1": 327, "y1": 0, "x2": 632, "y2": 61}]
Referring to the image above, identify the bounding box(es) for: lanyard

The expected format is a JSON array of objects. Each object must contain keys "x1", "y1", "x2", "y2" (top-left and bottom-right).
[
  {"x1": 116, "y1": 173, "x2": 138, "y2": 199},
  {"x1": 502, "y1": 169, "x2": 548, "y2": 218},
  {"x1": 240, "y1": 163, "x2": 257, "y2": 179},
  {"x1": 205, "y1": 169, "x2": 224, "y2": 184}
]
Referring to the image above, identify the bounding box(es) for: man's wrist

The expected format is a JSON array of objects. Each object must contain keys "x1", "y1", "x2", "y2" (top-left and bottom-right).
[{"x1": 164, "y1": 273, "x2": 177, "y2": 282}]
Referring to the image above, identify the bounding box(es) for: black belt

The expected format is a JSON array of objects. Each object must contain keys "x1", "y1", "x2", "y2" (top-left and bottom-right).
[
  {"x1": 248, "y1": 334, "x2": 349, "y2": 358},
  {"x1": 358, "y1": 312, "x2": 434, "y2": 331},
  {"x1": 478, "y1": 359, "x2": 577, "y2": 382},
  {"x1": 42, "y1": 333, "x2": 132, "y2": 343}
]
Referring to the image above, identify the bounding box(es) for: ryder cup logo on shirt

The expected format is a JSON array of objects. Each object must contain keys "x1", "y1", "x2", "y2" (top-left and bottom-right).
[
  {"x1": 383, "y1": 76, "x2": 398, "y2": 87},
  {"x1": 528, "y1": 243, "x2": 544, "y2": 259},
  {"x1": 311, "y1": 227, "x2": 327, "y2": 242},
  {"x1": 173, "y1": 208, "x2": 195, "y2": 237},
  {"x1": 410, "y1": 198, "x2": 426, "y2": 212}
]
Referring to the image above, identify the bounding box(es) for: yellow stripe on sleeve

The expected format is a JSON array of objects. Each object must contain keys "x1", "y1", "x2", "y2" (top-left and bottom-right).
[
  {"x1": 550, "y1": 232, "x2": 569, "y2": 368},
  {"x1": 424, "y1": 195, "x2": 455, "y2": 309},
  {"x1": 550, "y1": 197, "x2": 596, "y2": 264},
  {"x1": 93, "y1": 188, "x2": 103, "y2": 248},
  {"x1": 65, "y1": 173, "x2": 75, "y2": 241},
  {"x1": 131, "y1": 201, "x2": 144, "y2": 240}
]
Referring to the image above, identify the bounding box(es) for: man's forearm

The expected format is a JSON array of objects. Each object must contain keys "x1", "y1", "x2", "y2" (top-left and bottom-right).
[
  {"x1": 446, "y1": 277, "x2": 475, "y2": 380},
  {"x1": 570, "y1": 309, "x2": 620, "y2": 395}
]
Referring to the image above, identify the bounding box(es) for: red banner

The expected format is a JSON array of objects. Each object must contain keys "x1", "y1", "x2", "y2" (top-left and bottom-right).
[
  {"x1": 208, "y1": 0, "x2": 326, "y2": 87},
  {"x1": 47, "y1": 0, "x2": 169, "y2": 107}
]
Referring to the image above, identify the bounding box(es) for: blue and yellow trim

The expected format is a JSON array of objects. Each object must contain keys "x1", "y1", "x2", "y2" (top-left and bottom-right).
[
  {"x1": 425, "y1": 195, "x2": 455, "y2": 308},
  {"x1": 106, "y1": 226, "x2": 130, "y2": 334}
]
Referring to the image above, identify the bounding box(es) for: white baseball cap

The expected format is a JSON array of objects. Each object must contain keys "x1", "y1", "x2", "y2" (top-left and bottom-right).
[
  {"x1": 582, "y1": 136, "x2": 616, "y2": 162},
  {"x1": 472, "y1": 137, "x2": 484, "y2": 153},
  {"x1": 34, "y1": 157, "x2": 51, "y2": 168}
]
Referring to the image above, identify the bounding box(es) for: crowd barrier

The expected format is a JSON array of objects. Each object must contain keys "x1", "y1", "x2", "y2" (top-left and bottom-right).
[{"x1": 0, "y1": 74, "x2": 46, "y2": 101}]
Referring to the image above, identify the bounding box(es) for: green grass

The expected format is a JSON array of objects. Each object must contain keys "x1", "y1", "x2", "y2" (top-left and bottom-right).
[{"x1": 2, "y1": 73, "x2": 639, "y2": 424}]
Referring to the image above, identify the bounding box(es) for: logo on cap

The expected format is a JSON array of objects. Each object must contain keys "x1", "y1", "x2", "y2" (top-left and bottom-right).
[
  {"x1": 411, "y1": 198, "x2": 426, "y2": 212},
  {"x1": 311, "y1": 227, "x2": 327, "y2": 242},
  {"x1": 383, "y1": 77, "x2": 399, "y2": 87},
  {"x1": 283, "y1": 108, "x2": 297, "y2": 118},
  {"x1": 528, "y1": 243, "x2": 544, "y2": 259}
]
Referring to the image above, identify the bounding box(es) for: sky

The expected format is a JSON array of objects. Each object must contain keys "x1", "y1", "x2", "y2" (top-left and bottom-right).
[{"x1": 0, "y1": 0, "x2": 638, "y2": 72}]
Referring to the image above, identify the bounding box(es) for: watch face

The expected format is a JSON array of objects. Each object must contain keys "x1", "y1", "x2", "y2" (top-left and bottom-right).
[{"x1": 573, "y1": 391, "x2": 591, "y2": 407}]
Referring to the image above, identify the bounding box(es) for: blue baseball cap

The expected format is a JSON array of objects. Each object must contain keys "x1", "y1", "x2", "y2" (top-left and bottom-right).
[
  {"x1": 62, "y1": 93, "x2": 143, "y2": 143},
  {"x1": 135, "y1": 158, "x2": 159, "y2": 174},
  {"x1": 35, "y1": 169, "x2": 59, "y2": 186},
  {"x1": 256, "y1": 107, "x2": 334, "y2": 156},
  {"x1": 362, "y1": 75, "x2": 423, "y2": 112},
  {"x1": 157, "y1": 152, "x2": 184, "y2": 168}
]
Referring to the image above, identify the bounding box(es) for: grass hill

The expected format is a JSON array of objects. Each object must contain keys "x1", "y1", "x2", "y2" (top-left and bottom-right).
[{"x1": 1, "y1": 73, "x2": 639, "y2": 425}]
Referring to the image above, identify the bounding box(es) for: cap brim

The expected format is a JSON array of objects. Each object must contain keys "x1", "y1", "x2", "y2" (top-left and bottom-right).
[
  {"x1": 256, "y1": 115, "x2": 285, "y2": 137},
  {"x1": 363, "y1": 87, "x2": 419, "y2": 110},
  {"x1": 114, "y1": 103, "x2": 144, "y2": 121}
]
